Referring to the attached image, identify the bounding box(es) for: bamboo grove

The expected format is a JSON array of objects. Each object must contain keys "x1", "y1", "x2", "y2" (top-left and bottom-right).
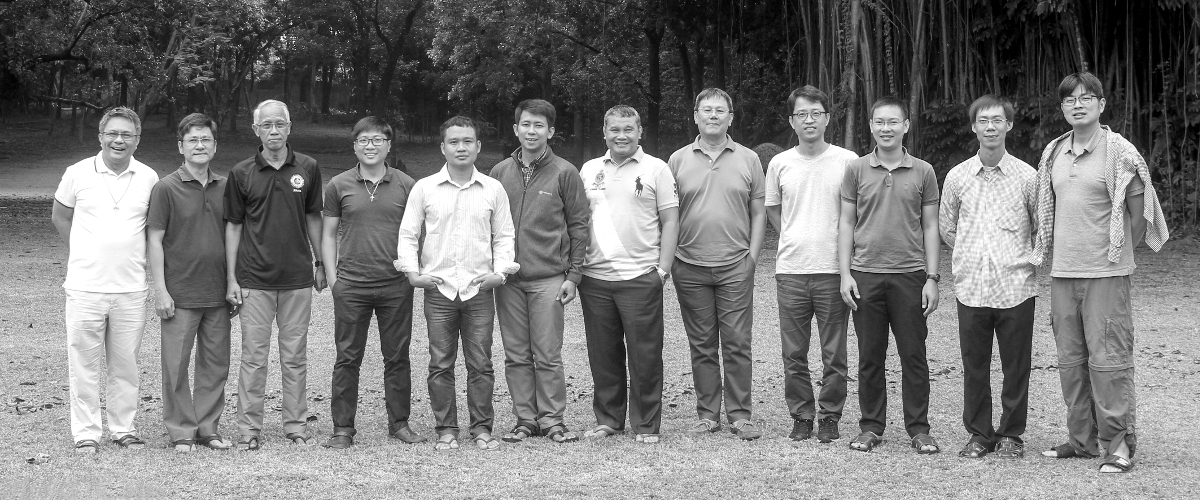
[{"x1": 2, "y1": 0, "x2": 1198, "y2": 229}]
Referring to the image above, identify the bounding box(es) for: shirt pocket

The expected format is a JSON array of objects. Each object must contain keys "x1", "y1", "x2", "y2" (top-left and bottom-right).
[
  {"x1": 996, "y1": 199, "x2": 1027, "y2": 232},
  {"x1": 471, "y1": 204, "x2": 493, "y2": 235}
]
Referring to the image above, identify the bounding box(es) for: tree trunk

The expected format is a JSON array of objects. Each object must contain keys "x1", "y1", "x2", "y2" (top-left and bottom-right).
[
  {"x1": 677, "y1": 35, "x2": 694, "y2": 101},
  {"x1": 843, "y1": 0, "x2": 862, "y2": 149},
  {"x1": 939, "y1": 0, "x2": 950, "y2": 101},
  {"x1": 644, "y1": 20, "x2": 663, "y2": 153},
  {"x1": 907, "y1": 0, "x2": 928, "y2": 154},
  {"x1": 322, "y1": 65, "x2": 333, "y2": 115}
]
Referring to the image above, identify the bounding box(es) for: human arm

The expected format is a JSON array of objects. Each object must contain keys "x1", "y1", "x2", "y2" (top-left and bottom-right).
[
  {"x1": 50, "y1": 201, "x2": 73, "y2": 249},
  {"x1": 559, "y1": 168, "x2": 591, "y2": 304},
  {"x1": 921, "y1": 203, "x2": 941, "y2": 317},
  {"x1": 938, "y1": 173, "x2": 960, "y2": 250},
  {"x1": 306, "y1": 213, "x2": 325, "y2": 291},
  {"x1": 766, "y1": 205, "x2": 782, "y2": 236},
  {"x1": 396, "y1": 183, "x2": 440, "y2": 289},
  {"x1": 147, "y1": 227, "x2": 174, "y2": 319},
  {"x1": 1127, "y1": 191, "x2": 1146, "y2": 246},
  {"x1": 321, "y1": 215, "x2": 339, "y2": 286},
  {"x1": 747, "y1": 197, "x2": 766, "y2": 267},
  {"x1": 658, "y1": 207, "x2": 680, "y2": 276},
  {"x1": 225, "y1": 222, "x2": 244, "y2": 307},
  {"x1": 838, "y1": 200, "x2": 859, "y2": 310}
]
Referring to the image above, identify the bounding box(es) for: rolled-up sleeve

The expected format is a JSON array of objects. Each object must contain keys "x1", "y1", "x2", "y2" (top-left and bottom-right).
[
  {"x1": 490, "y1": 185, "x2": 520, "y2": 275},
  {"x1": 395, "y1": 183, "x2": 425, "y2": 273}
]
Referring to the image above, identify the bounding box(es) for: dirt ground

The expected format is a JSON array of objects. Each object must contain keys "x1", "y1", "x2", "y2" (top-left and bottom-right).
[{"x1": 1, "y1": 116, "x2": 1199, "y2": 497}]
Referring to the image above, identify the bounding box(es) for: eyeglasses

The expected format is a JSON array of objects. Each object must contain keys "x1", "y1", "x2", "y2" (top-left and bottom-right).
[
  {"x1": 696, "y1": 107, "x2": 730, "y2": 117},
  {"x1": 975, "y1": 118, "x2": 1008, "y2": 126},
  {"x1": 183, "y1": 138, "x2": 215, "y2": 147},
  {"x1": 354, "y1": 137, "x2": 389, "y2": 147},
  {"x1": 790, "y1": 111, "x2": 828, "y2": 121},
  {"x1": 1061, "y1": 94, "x2": 1098, "y2": 107},
  {"x1": 101, "y1": 132, "x2": 139, "y2": 141},
  {"x1": 870, "y1": 119, "x2": 904, "y2": 128},
  {"x1": 255, "y1": 121, "x2": 290, "y2": 130}
]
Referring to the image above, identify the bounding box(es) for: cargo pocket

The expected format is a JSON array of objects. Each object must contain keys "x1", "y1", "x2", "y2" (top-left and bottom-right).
[{"x1": 1104, "y1": 316, "x2": 1133, "y2": 366}]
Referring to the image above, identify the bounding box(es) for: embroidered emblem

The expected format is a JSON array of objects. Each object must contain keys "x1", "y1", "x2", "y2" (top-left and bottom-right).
[
  {"x1": 289, "y1": 174, "x2": 305, "y2": 191},
  {"x1": 634, "y1": 175, "x2": 644, "y2": 197},
  {"x1": 592, "y1": 170, "x2": 606, "y2": 190}
]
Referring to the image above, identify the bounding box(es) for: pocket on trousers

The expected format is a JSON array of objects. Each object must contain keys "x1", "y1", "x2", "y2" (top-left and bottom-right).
[{"x1": 1104, "y1": 317, "x2": 1133, "y2": 365}]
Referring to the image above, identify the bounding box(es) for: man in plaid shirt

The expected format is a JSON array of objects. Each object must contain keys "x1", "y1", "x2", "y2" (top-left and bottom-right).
[{"x1": 939, "y1": 95, "x2": 1037, "y2": 460}]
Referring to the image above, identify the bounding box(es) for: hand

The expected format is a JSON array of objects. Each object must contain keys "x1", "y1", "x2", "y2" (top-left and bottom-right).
[
  {"x1": 746, "y1": 254, "x2": 758, "y2": 278},
  {"x1": 558, "y1": 280, "x2": 577, "y2": 305},
  {"x1": 409, "y1": 274, "x2": 443, "y2": 290},
  {"x1": 840, "y1": 274, "x2": 859, "y2": 311},
  {"x1": 921, "y1": 279, "x2": 940, "y2": 317},
  {"x1": 154, "y1": 288, "x2": 175, "y2": 320},
  {"x1": 314, "y1": 270, "x2": 327, "y2": 292},
  {"x1": 470, "y1": 273, "x2": 504, "y2": 291},
  {"x1": 325, "y1": 269, "x2": 337, "y2": 289},
  {"x1": 226, "y1": 282, "x2": 246, "y2": 316}
]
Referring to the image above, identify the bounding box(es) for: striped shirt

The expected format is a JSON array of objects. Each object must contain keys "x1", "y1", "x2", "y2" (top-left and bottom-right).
[
  {"x1": 395, "y1": 166, "x2": 519, "y2": 300},
  {"x1": 939, "y1": 152, "x2": 1037, "y2": 309}
]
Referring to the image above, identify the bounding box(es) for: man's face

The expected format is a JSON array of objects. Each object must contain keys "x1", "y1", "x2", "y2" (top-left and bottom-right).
[
  {"x1": 1061, "y1": 85, "x2": 1105, "y2": 128},
  {"x1": 99, "y1": 117, "x2": 140, "y2": 165},
  {"x1": 441, "y1": 126, "x2": 480, "y2": 169},
  {"x1": 693, "y1": 96, "x2": 733, "y2": 138},
  {"x1": 790, "y1": 98, "x2": 828, "y2": 144},
  {"x1": 177, "y1": 126, "x2": 216, "y2": 167},
  {"x1": 971, "y1": 106, "x2": 1010, "y2": 151},
  {"x1": 604, "y1": 116, "x2": 641, "y2": 158},
  {"x1": 253, "y1": 105, "x2": 290, "y2": 152},
  {"x1": 354, "y1": 129, "x2": 391, "y2": 168},
  {"x1": 513, "y1": 111, "x2": 553, "y2": 154},
  {"x1": 869, "y1": 105, "x2": 909, "y2": 150}
]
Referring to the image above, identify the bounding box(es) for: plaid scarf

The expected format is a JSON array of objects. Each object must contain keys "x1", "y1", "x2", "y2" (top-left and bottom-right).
[{"x1": 1031, "y1": 126, "x2": 1169, "y2": 266}]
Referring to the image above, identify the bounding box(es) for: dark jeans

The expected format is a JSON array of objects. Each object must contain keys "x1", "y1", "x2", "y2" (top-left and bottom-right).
[
  {"x1": 424, "y1": 289, "x2": 496, "y2": 437},
  {"x1": 851, "y1": 270, "x2": 930, "y2": 437},
  {"x1": 777, "y1": 274, "x2": 849, "y2": 422},
  {"x1": 579, "y1": 272, "x2": 665, "y2": 434},
  {"x1": 1050, "y1": 276, "x2": 1137, "y2": 458},
  {"x1": 958, "y1": 297, "x2": 1034, "y2": 445},
  {"x1": 330, "y1": 280, "x2": 415, "y2": 436},
  {"x1": 673, "y1": 257, "x2": 755, "y2": 423}
]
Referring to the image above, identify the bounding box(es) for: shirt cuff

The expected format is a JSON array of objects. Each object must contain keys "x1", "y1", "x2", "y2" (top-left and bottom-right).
[{"x1": 394, "y1": 259, "x2": 419, "y2": 274}]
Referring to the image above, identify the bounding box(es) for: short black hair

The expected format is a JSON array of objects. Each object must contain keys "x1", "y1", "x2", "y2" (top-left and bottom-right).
[
  {"x1": 352, "y1": 116, "x2": 393, "y2": 141},
  {"x1": 440, "y1": 115, "x2": 478, "y2": 141},
  {"x1": 694, "y1": 88, "x2": 734, "y2": 112},
  {"x1": 176, "y1": 113, "x2": 216, "y2": 141},
  {"x1": 1058, "y1": 71, "x2": 1105, "y2": 100},
  {"x1": 787, "y1": 85, "x2": 830, "y2": 114},
  {"x1": 602, "y1": 105, "x2": 641, "y2": 128},
  {"x1": 870, "y1": 96, "x2": 909, "y2": 120},
  {"x1": 968, "y1": 94, "x2": 1015, "y2": 122},
  {"x1": 514, "y1": 99, "x2": 556, "y2": 127}
]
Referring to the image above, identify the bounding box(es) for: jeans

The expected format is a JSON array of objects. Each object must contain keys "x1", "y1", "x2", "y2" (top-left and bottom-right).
[
  {"x1": 495, "y1": 275, "x2": 567, "y2": 430},
  {"x1": 958, "y1": 297, "x2": 1034, "y2": 445},
  {"x1": 330, "y1": 280, "x2": 415, "y2": 436},
  {"x1": 424, "y1": 289, "x2": 496, "y2": 437},
  {"x1": 777, "y1": 273, "x2": 849, "y2": 422}
]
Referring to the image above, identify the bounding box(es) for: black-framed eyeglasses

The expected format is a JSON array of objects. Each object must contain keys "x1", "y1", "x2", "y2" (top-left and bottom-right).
[
  {"x1": 974, "y1": 118, "x2": 1008, "y2": 126},
  {"x1": 101, "y1": 132, "x2": 140, "y2": 140},
  {"x1": 1061, "y1": 94, "x2": 1098, "y2": 107},
  {"x1": 354, "y1": 137, "x2": 390, "y2": 147},
  {"x1": 790, "y1": 111, "x2": 829, "y2": 121},
  {"x1": 183, "y1": 138, "x2": 215, "y2": 147}
]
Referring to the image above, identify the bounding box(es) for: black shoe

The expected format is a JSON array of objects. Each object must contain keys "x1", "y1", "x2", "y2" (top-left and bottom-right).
[
  {"x1": 816, "y1": 418, "x2": 840, "y2": 443},
  {"x1": 789, "y1": 419, "x2": 814, "y2": 441}
]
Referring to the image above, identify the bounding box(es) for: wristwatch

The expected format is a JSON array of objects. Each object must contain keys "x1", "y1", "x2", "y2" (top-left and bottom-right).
[
  {"x1": 926, "y1": 272, "x2": 940, "y2": 283},
  {"x1": 497, "y1": 273, "x2": 507, "y2": 285},
  {"x1": 314, "y1": 261, "x2": 324, "y2": 268},
  {"x1": 655, "y1": 266, "x2": 671, "y2": 281}
]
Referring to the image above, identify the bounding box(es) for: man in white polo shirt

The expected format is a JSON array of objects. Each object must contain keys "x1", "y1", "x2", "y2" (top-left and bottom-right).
[{"x1": 51, "y1": 107, "x2": 160, "y2": 454}]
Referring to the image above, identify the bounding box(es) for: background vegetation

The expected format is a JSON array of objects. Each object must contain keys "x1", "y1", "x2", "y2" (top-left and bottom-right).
[{"x1": 2, "y1": 0, "x2": 1198, "y2": 229}]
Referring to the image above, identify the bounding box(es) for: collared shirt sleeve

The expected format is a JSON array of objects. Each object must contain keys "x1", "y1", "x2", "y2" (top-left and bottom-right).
[
  {"x1": 395, "y1": 182, "x2": 425, "y2": 273},
  {"x1": 54, "y1": 166, "x2": 78, "y2": 208},
  {"x1": 305, "y1": 162, "x2": 323, "y2": 214},
  {"x1": 656, "y1": 165, "x2": 679, "y2": 210},
  {"x1": 938, "y1": 168, "x2": 962, "y2": 249},
  {"x1": 921, "y1": 165, "x2": 941, "y2": 205},
  {"x1": 748, "y1": 154, "x2": 766, "y2": 200},
  {"x1": 839, "y1": 162, "x2": 859, "y2": 203},
  {"x1": 147, "y1": 180, "x2": 172, "y2": 230},
  {"x1": 322, "y1": 179, "x2": 342, "y2": 218},
  {"x1": 223, "y1": 170, "x2": 246, "y2": 223},
  {"x1": 490, "y1": 184, "x2": 520, "y2": 276},
  {"x1": 560, "y1": 167, "x2": 591, "y2": 283}
]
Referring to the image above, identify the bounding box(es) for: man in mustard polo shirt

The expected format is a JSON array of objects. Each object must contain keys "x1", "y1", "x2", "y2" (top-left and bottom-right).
[
  {"x1": 669, "y1": 88, "x2": 766, "y2": 441},
  {"x1": 838, "y1": 97, "x2": 942, "y2": 454}
]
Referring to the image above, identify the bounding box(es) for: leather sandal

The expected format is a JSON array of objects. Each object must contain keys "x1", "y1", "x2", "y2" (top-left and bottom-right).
[
  {"x1": 958, "y1": 440, "x2": 988, "y2": 458},
  {"x1": 911, "y1": 433, "x2": 941, "y2": 454},
  {"x1": 502, "y1": 423, "x2": 537, "y2": 443},
  {"x1": 1099, "y1": 455, "x2": 1135, "y2": 473},
  {"x1": 74, "y1": 439, "x2": 100, "y2": 454},
  {"x1": 197, "y1": 435, "x2": 233, "y2": 450},
  {"x1": 112, "y1": 434, "x2": 146, "y2": 450},
  {"x1": 584, "y1": 424, "x2": 620, "y2": 440},
  {"x1": 544, "y1": 424, "x2": 579, "y2": 443},
  {"x1": 237, "y1": 435, "x2": 260, "y2": 451},
  {"x1": 434, "y1": 433, "x2": 459, "y2": 451},
  {"x1": 850, "y1": 431, "x2": 883, "y2": 452}
]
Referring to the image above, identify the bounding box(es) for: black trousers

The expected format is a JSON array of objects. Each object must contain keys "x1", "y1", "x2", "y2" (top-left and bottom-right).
[
  {"x1": 330, "y1": 280, "x2": 415, "y2": 435},
  {"x1": 958, "y1": 297, "x2": 1035, "y2": 445},
  {"x1": 851, "y1": 270, "x2": 930, "y2": 437},
  {"x1": 579, "y1": 272, "x2": 665, "y2": 435}
]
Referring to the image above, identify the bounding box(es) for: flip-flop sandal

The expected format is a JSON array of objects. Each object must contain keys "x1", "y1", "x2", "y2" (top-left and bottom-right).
[
  {"x1": 1042, "y1": 442, "x2": 1089, "y2": 459},
  {"x1": 286, "y1": 432, "x2": 315, "y2": 446},
  {"x1": 237, "y1": 436, "x2": 260, "y2": 451},
  {"x1": 635, "y1": 434, "x2": 661, "y2": 444},
  {"x1": 584, "y1": 425, "x2": 619, "y2": 440},
  {"x1": 502, "y1": 423, "x2": 537, "y2": 443},
  {"x1": 1099, "y1": 455, "x2": 1135, "y2": 473},
  {"x1": 197, "y1": 435, "x2": 234, "y2": 450},
  {"x1": 172, "y1": 439, "x2": 195, "y2": 453},
  {"x1": 473, "y1": 433, "x2": 500, "y2": 451},
  {"x1": 112, "y1": 434, "x2": 146, "y2": 450},
  {"x1": 74, "y1": 439, "x2": 100, "y2": 454},
  {"x1": 850, "y1": 431, "x2": 883, "y2": 452},
  {"x1": 911, "y1": 434, "x2": 941, "y2": 454},
  {"x1": 434, "y1": 434, "x2": 459, "y2": 451},
  {"x1": 544, "y1": 425, "x2": 579, "y2": 443}
]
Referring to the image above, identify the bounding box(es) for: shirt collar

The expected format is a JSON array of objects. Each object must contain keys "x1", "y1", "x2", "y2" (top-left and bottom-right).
[
  {"x1": 690, "y1": 135, "x2": 735, "y2": 153},
  {"x1": 434, "y1": 165, "x2": 482, "y2": 188},
  {"x1": 254, "y1": 145, "x2": 296, "y2": 170},
  {"x1": 866, "y1": 147, "x2": 914, "y2": 169},
  {"x1": 354, "y1": 164, "x2": 392, "y2": 184},
  {"x1": 175, "y1": 165, "x2": 225, "y2": 183},
  {"x1": 92, "y1": 154, "x2": 139, "y2": 177},
  {"x1": 514, "y1": 146, "x2": 552, "y2": 169},
  {"x1": 603, "y1": 146, "x2": 645, "y2": 167},
  {"x1": 1063, "y1": 127, "x2": 1107, "y2": 157},
  {"x1": 969, "y1": 152, "x2": 1015, "y2": 176}
]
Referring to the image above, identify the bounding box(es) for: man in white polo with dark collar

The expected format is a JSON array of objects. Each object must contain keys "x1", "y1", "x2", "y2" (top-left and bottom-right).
[{"x1": 51, "y1": 106, "x2": 160, "y2": 454}]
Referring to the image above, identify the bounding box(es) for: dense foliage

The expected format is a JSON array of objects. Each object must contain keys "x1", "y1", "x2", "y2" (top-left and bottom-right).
[{"x1": 1, "y1": 0, "x2": 1197, "y2": 229}]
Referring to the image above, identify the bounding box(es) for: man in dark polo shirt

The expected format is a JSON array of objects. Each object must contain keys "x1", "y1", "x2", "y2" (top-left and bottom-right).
[
  {"x1": 319, "y1": 117, "x2": 421, "y2": 449},
  {"x1": 668, "y1": 88, "x2": 767, "y2": 441},
  {"x1": 148, "y1": 113, "x2": 233, "y2": 453},
  {"x1": 224, "y1": 99, "x2": 325, "y2": 450},
  {"x1": 838, "y1": 96, "x2": 942, "y2": 454}
]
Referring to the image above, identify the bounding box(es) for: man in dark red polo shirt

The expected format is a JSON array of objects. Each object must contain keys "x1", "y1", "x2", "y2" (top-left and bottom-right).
[
  {"x1": 319, "y1": 117, "x2": 421, "y2": 449},
  {"x1": 224, "y1": 99, "x2": 325, "y2": 450}
]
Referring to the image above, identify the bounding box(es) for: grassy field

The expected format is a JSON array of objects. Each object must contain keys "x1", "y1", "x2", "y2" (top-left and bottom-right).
[{"x1": 1, "y1": 118, "x2": 1199, "y2": 498}]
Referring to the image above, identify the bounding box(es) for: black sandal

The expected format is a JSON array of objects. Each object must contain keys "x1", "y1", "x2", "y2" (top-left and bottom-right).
[
  {"x1": 74, "y1": 439, "x2": 100, "y2": 454},
  {"x1": 112, "y1": 434, "x2": 146, "y2": 449},
  {"x1": 544, "y1": 424, "x2": 579, "y2": 443},
  {"x1": 237, "y1": 435, "x2": 260, "y2": 451},
  {"x1": 502, "y1": 423, "x2": 537, "y2": 443},
  {"x1": 1099, "y1": 455, "x2": 1135, "y2": 473}
]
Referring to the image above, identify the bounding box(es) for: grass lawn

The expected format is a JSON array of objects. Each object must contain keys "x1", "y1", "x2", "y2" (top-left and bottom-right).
[{"x1": 1, "y1": 118, "x2": 1199, "y2": 498}]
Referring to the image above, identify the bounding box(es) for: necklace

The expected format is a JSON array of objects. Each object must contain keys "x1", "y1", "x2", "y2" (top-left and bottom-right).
[
  {"x1": 360, "y1": 167, "x2": 383, "y2": 202},
  {"x1": 97, "y1": 157, "x2": 132, "y2": 211}
]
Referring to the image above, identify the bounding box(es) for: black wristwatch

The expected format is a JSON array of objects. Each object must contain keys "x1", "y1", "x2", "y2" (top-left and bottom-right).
[
  {"x1": 926, "y1": 272, "x2": 940, "y2": 283},
  {"x1": 314, "y1": 261, "x2": 324, "y2": 268}
]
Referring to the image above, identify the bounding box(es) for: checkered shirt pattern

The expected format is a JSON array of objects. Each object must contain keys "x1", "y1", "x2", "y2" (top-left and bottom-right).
[{"x1": 940, "y1": 153, "x2": 1038, "y2": 309}]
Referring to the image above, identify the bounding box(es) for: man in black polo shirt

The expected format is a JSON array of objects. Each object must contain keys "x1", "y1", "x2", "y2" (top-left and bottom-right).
[
  {"x1": 148, "y1": 113, "x2": 233, "y2": 453},
  {"x1": 224, "y1": 99, "x2": 325, "y2": 450},
  {"x1": 319, "y1": 117, "x2": 421, "y2": 449}
]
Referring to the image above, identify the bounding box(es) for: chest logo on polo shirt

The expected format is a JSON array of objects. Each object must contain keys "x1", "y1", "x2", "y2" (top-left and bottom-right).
[
  {"x1": 634, "y1": 175, "x2": 643, "y2": 197},
  {"x1": 591, "y1": 170, "x2": 606, "y2": 191},
  {"x1": 289, "y1": 174, "x2": 305, "y2": 192}
]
